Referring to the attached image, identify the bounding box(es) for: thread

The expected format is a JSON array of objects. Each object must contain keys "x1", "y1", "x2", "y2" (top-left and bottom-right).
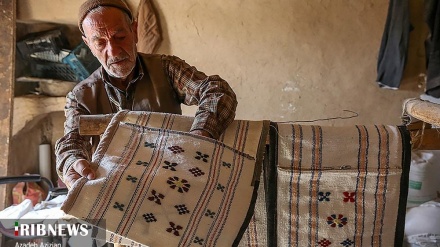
[
  {"x1": 270, "y1": 110, "x2": 359, "y2": 141},
  {"x1": 276, "y1": 109, "x2": 359, "y2": 124}
]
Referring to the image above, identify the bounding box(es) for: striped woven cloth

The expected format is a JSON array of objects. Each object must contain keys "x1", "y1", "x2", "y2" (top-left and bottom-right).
[
  {"x1": 60, "y1": 114, "x2": 410, "y2": 246},
  {"x1": 272, "y1": 123, "x2": 410, "y2": 247},
  {"x1": 61, "y1": 111, "x2": 269, "y2": 247},
  {"x1": 237, "y1": 171, "x2": 268, "y2": 247}
]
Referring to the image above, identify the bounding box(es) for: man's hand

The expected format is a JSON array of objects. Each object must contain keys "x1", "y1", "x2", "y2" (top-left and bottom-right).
[
  {"x1": 190, "y1": 129, "x2": 213, "y2": 138},
  {"x1": 64, "y1": 159, "x2": 96, "y2": 189}
]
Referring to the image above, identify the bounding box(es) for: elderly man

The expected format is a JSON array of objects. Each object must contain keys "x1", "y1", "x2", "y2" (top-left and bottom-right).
[{"x1": 55, "y1": 0, "x2": 237, "y2": 188}]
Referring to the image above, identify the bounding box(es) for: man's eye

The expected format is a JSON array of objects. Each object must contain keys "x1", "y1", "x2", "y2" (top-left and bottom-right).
[
  {"x1": 115, "y1": 36, "x2": 126, "y2": 41},
  {"x1": 95, "y1": 41, "x2": 106, "y2": 48}
]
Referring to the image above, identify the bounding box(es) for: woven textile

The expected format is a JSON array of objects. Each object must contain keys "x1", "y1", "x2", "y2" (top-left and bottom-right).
[
  {"x1": 273, "y1": 123, "x2": 410, "y2": 247},
  {"x1": 237, "y1": 171, "x2": 268, "y2": 247},
  {"x1": 61, "y1": 111, "x2": 269, "y2": 246}
]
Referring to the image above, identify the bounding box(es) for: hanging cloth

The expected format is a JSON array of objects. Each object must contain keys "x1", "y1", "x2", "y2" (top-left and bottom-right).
[
  {"x1": 376, "y1": 0, "x2": 411, "y2": 89},
  {"x1": 137, "y1": 0, "x2": 162, "y2": 54},
  {"x1": 425, "y1": 0, "x2": 440, "y2": 98}
]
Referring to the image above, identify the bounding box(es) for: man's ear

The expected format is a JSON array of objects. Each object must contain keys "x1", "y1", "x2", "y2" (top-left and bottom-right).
[
  {"x1": 132, "y1": 20, "x2": 138, "y2": 44},
  {"x1": 82, "y1": 36, "x2": 97, "y2": 57},
  {"x1": 82, "y1": 35, "x2": 89, "y2": 47}
]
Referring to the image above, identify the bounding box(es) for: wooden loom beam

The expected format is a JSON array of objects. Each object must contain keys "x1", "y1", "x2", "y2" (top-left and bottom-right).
[{"x1": 79, "y1": 100, "x2": 440, "y2": 150}]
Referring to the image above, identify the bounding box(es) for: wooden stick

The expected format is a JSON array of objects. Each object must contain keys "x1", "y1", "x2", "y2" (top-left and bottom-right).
[
  {"x1": 79, "y1": 113, "x2": 440, "y2": 150},
  {"x1": 403, "y1": 98, "x2": 440, "y2": 126},
  {"x1": 79, "y1": 114, "x2": 113, "y2": 136}
]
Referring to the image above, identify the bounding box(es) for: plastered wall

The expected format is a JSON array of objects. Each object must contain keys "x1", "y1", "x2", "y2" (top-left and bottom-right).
[{"x1": 17, "y1": 0, "x2": 425, "y2": 126}]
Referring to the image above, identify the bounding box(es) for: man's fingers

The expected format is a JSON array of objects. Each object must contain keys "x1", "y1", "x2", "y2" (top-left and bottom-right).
[
  {"x1": 80, "y1": 166, "x2": 96, "y2": 180},
  {"x1": 64, "y1": 160, "x2": 96, "y2": 189},
  {"x1": 65, "y1": 168, "x2": 81, "y2": 189},
  {"x1": 72, "y1": 159, "x2": 96, "y2": 180},
  {"x1": 190, "y1": 130, "x2": 213, "y2": 138}
]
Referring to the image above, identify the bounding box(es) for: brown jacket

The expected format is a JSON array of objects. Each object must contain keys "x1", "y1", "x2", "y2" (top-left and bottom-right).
[{"x1": 70, "y1": 54, "x2": 182, "y2": 116}]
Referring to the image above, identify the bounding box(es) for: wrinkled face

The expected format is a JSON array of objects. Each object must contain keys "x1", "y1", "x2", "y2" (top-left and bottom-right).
[{"x1": 82, "y1": 7, "x2": 138, "y2": 79}]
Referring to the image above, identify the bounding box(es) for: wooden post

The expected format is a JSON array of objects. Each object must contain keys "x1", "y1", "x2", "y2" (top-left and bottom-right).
[{"x1": 0, "y1": 0, "x2": 15, "y2": 209}]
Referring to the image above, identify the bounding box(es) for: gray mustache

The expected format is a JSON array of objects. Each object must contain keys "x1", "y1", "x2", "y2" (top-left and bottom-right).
[{"x1": 107, "y1": 56, "x2": 129, "y2": 66}]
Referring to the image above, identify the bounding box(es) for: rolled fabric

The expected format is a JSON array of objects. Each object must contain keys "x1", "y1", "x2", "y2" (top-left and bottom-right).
[{"x1": 39, "y1": 144, "x2": 52, "y2": 182}]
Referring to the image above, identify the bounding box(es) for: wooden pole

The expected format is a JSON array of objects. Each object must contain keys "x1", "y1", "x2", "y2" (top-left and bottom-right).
[
  {"x1": 0, "y1": 0, "x2": 15, "y2": 210},
  {"x1": 79, "y1": 112, "x2": 440, "y2": 150}
]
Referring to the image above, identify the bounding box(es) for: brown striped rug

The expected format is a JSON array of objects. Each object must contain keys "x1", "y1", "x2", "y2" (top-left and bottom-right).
[
  {"x1": 61, "y1": 111, "x2": 269, "y2": 247},
  {"x1": 272, "y1": 123, "x2": 410, "y2": 247}
]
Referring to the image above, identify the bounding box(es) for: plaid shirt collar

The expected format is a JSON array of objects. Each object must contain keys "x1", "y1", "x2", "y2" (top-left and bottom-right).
[{"x1": 100, "y1": 54, "x2": 145, "y2": 91}]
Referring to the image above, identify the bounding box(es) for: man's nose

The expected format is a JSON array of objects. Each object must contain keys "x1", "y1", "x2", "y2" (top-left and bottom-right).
[{"x1": 107, "y1": 41, "x2": 122, "y2": 57}]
